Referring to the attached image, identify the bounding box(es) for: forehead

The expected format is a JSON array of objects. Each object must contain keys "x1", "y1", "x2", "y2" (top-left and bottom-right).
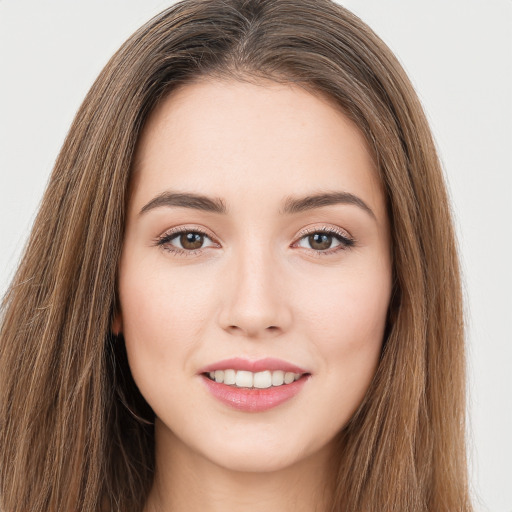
[{"x1": 130, "y1": 78, "x2": 384, "y2": 219}]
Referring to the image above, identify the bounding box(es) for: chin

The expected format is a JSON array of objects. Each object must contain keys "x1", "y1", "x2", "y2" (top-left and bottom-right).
[
  {"x1": 192, "y1": 424, "x2": 333, "y2": 475},
  {"x1": 206, "y1": 445, "x2": 308, "y2": 474}
]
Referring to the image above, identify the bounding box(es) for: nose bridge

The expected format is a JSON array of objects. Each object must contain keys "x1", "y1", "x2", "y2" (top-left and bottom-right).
[{"x1": 219, "y1": 236, "x2": 291, "y2": 337}]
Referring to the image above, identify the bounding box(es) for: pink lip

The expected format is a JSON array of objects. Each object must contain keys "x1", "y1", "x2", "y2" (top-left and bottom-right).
[
  {"x1": 198, "y1": 357, "x2": 308, "y2": 374},
  {"x1": 198, "y1": 358, "x2": 311, "y2": 413},
  {"x1": 201, "y1": 374, "x2": 309, "y2": 412}
]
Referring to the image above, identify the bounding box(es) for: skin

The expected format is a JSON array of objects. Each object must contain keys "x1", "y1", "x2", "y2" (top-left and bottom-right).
[{"x1": 114, "y1": 78, "x2": 392, "y2": 512}]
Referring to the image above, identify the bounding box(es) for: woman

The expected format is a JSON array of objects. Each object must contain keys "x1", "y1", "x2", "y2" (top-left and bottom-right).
[{"x1": 0, "y1": 0, "x2": 472, "y2": 511}]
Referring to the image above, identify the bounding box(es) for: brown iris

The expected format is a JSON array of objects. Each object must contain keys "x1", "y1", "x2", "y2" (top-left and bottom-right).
[
  {"x1": 180, "y1": 232, "x2": 204, "y2": 250},
  {"x1": 308, "y1": 233, "x2": 333, "y2": 250}
]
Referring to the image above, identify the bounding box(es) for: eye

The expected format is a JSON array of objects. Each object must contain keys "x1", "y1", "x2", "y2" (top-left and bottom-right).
[
  {"x1": 294, "y1": 227, "x2": 354, "y2": 254},
  {"x1": 156, "y1": 227, "x2": 218, "y2": 254}
]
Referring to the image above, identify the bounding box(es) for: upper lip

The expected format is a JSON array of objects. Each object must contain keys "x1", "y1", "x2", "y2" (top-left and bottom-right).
[{"x1": 198, "y1": 357, "x2": 309, "y2": 375}]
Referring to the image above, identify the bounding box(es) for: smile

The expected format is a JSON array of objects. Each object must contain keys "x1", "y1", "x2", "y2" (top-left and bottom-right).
[
  {"x1": 199, "y1": 358, "x2": 311, "y2": 412},
  {"x1": 205, "y1": 369, "x2": 303, "y2": 388}
]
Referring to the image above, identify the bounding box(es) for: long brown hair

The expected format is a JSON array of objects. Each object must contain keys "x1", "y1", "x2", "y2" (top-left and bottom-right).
[{"x1": 0, "y1": 1, "x2": 472, "y2": 510}]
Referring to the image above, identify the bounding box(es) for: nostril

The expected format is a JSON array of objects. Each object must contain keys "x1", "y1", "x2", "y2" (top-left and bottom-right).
[{"x1": 222, "y1": 323, "x2": 284, "y2": 338}]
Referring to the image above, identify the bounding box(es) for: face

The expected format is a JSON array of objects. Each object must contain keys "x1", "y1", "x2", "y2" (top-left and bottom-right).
[{"x1": 115, "y1": 79, "x2": 392, "y2": 473}]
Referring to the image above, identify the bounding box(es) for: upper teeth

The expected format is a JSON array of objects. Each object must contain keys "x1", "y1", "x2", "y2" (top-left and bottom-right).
[{"x1": 208, "y1": 369, "x2": 302, "y2": 388}]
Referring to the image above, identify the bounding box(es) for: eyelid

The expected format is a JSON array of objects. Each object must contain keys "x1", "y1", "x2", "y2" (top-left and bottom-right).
[
  {"x1": 156, "y1": 224, "x2": 217, "y2": 241},
  {"x1": 294, "y1": 224, "x2": 353, "y2": 241}
]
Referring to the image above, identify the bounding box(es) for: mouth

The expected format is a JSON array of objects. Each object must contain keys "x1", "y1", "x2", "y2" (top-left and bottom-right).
[
  {"x1": 203, "y1": 369, "x2": 307, "y2": 389},
  {"x1": 199, "y1": 358, "x2": 311, "y2": 412}
]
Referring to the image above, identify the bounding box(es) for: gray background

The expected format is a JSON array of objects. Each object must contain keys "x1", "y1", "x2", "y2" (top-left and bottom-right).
[{"x1": 1, "y1": 1, "x2": 511, "y2": 510}]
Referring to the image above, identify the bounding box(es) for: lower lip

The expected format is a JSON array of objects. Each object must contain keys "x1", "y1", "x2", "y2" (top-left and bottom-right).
[{"x1": 201, "y1": 375, "x2": 309, "y2": 412}]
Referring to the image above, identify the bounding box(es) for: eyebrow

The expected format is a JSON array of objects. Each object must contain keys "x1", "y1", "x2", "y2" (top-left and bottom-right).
[
  {"x1": 139, "y1": 190, "x2": 375, "y2": 219},
  {"x1": 281, "y1": 191, "x2": 375, "y2": 219},
  {"x1": 140, "y1": 192, "x2": 227, "y2": 215}
]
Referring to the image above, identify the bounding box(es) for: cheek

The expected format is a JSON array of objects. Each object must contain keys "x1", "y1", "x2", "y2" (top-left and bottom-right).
[
  {"x1": 117, "y1": 259, "x2": 215, "y2": 389},
  {"x1": 120, "y1": 259, "x2": 211, "y2": 338},
  {"x1": 300, "y1": 266, "x2": 390, "y2": 347},
  {"x1": 297, "y1": 264, "x2": 391, "y2": 406}
]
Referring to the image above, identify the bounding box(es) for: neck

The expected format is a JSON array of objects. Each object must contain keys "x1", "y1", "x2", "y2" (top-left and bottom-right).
[{"x1": 144, "y1": 421, "x2": 335, "y2": 512}]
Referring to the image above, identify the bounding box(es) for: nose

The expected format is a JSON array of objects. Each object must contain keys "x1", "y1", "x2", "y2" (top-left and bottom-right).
[{"x1": 217, "y1": 242, "x2": 292, "y2": 339}]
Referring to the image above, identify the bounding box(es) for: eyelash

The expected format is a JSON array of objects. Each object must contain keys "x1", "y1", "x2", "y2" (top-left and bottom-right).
[
  {"x1": 155, "y1": 225, "x2": 355, "y2": 257},
  {"x1": 293, "y1": 226, "x2": 355, "y2": 257}
]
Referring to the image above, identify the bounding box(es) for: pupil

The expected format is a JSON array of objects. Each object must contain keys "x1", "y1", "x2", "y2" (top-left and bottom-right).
[
  {"x1": 309, "y1": 233, "x2": 332, "y2": 250},
  {"x1": 181, "y1": 232, "x2": 203, "y2": 250}
]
